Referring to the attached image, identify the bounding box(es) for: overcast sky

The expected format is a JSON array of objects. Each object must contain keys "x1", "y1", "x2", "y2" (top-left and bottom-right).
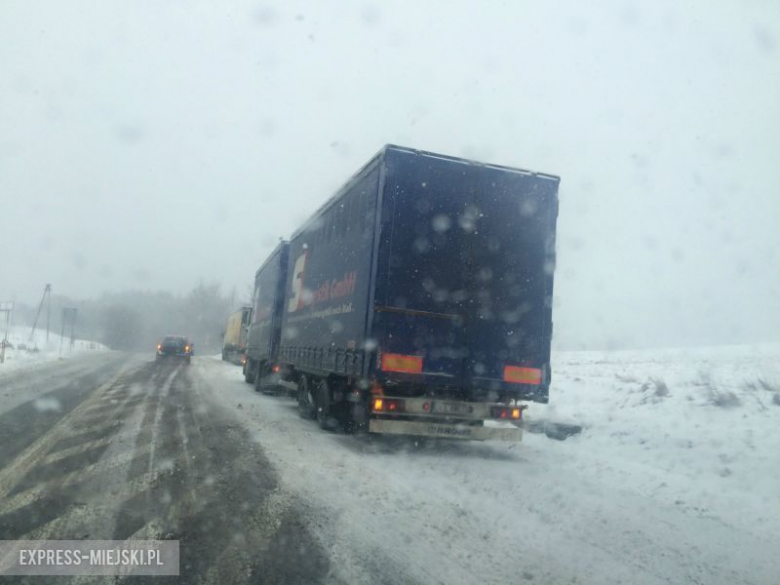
[{"x1": 1, "y1": 0, "x2": 778, "y2": 349}]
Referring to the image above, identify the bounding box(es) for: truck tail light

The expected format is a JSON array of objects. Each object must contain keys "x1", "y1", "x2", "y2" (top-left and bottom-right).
[
  {"x1": 272, "y1": 364, "x2": 281, "y2": 373},
  {"x1": 372, "y1": 398, "x2": 405, "y2": 413},
  {"x1": 491, "y1": 406, "x2": 524, "y2": 420},
  {"x1": 503, "y1": 365, "x2": 542, "y2": 385},
  {"x1": 380, "y1": 353, "x2": 423, "y2": 374}
]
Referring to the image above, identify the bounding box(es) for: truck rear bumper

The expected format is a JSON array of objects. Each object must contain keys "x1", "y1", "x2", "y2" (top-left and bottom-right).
[{"x1": 368, "y1": 419, "x2": 522, "y2": 442}]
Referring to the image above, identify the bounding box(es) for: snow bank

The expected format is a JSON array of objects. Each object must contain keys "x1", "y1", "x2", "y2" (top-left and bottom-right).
[
  {"x1": 199, "y1": 343, "x2": 780, "y2": 584},
  {"x1": 0, "y1": 325, "x2": 109, "y2": 376},
  {"x1": 533, "y1": 343, "x2": 780, "y2": 521}
]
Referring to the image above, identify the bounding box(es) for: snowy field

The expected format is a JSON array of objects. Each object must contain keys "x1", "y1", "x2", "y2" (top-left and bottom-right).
[
  {"x1": 539, "y1": 344, "x2": 780, "y2": 521},
  {"x1": 0, "y1": 325, "x2": 109, "y2": 376},
  {"x1": 198, "y1": 343, "x2": 780, "y2": 585}
]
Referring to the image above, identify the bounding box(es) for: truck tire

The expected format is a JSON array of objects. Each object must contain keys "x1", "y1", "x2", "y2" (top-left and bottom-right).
[
  {"x1": 244, "y1": 359, "x2": 256, "y2": 384},
  {"x1": 297, "y1": 376, "x2": 316, "y2": 420},
  {"x1": 316, "y1": 380, "x2": 335, "y2": 431}
]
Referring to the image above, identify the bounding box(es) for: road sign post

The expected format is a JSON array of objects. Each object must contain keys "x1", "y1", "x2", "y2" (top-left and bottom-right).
[
  {"x1": 69, "y1": 308, "x2": 78, "y2": 350},
  {"x1": 60, "y1": 308, "x2": 77, "y2": 356},
  {"x1": 0, "y1": 301, "x2": 14, "y2": 365}
]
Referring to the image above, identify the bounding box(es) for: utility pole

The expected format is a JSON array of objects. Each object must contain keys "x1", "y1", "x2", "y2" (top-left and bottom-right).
[
  {"x1": 0, "y1": 301, "x2": 13, "y2": 365},
  {"x1": 29, "y1": 284, "x2": 52, "y2": 346},
  {"x1": 46, "y1": 284, "x2": 52, "y2": 343}
]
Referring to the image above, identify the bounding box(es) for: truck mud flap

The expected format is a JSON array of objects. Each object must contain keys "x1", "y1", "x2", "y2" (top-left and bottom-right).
[{"x1": 368, "y1": 419, "x2": 522, "y2": 442}]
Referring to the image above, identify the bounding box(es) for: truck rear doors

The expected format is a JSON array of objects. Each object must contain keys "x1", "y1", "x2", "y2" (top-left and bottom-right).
[
  {"x1": 373, "y1": 150, "x2": 472, "y2": 387},
  {"x1": 374, "y1": 147, "x2": 558, "y2": 401},
  {"x1": 465, "y1": 164, "x2": 558, "y2": 401}
]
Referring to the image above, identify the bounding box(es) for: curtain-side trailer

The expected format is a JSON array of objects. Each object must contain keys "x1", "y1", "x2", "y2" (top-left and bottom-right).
[
  {"x1": 247, "y1": 145, "x2": 559, "y2": 441},
  {"x1": 244, "y1": 242, "x2": 289, "y2": 385}
]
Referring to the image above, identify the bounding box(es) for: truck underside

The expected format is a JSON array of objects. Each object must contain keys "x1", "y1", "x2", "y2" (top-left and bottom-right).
[
  {"x1": 366, "y1": 394, "x2": 524, "y2": 441},
  {"x1": 247, "y1": 362, "x2": 527, "y2": 441}
]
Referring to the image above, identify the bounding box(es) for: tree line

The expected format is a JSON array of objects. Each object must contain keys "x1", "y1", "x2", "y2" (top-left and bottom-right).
[{"x1": 13, "y1": 282, "x2": 242, "y2": 353}]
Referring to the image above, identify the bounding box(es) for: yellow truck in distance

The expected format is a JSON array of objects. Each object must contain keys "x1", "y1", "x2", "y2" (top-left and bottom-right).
[{"x1": 222, "y1": 306, "x2": 252, "y2": 365}]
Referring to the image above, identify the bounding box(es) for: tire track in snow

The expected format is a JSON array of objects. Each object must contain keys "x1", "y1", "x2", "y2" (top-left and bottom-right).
[
  {"x1": 0, "y1": 362, "x2": 134, "y2": 504},
  {"x1": 0, "y1": 358, "x2": 148, "y2": 548},
  {"x1": 0, "y1": 357, "x2": 333, "y2": 583}
]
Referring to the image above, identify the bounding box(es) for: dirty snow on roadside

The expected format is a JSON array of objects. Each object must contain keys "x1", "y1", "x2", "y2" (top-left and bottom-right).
[
  {"x1": 0, "y1": 326, "x2": 109, "y2": 377},
  {"x1": 196, "y1": 344, "x2": 780, "y2": 585}
]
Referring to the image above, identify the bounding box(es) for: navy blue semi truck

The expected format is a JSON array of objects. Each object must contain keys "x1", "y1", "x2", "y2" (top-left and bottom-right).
[
  {"x1": 243, "y1": 145, "x2": 559, "y2": 441},
  {"x1": 244, "y1": 242, "x2": 289, "y2": 384}
]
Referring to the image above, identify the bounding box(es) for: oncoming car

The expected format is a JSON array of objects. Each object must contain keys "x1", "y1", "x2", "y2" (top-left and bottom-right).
[{"x1": 155, "y1": 335, "x2": 194, "y2": 364}]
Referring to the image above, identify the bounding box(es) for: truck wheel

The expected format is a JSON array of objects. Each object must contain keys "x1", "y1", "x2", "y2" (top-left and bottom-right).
[
  {"x1": 297, "y1": 376, "x2": 316, "y2": 420},
  {"x1": 244, "y1": 359, "x2": 256, "y2": 384},
  {"x1": 316, "y1": 380, "x2": 335, "y2": 431}
]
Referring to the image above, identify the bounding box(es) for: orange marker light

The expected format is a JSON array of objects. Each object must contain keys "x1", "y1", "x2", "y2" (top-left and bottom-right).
[
  {"x1": 381, "y1": 353, "x2": 423, "y2": 374},
  {"x1": 503, "y1": 366, "x2": 542, "y2": 385},
  {"x1": 373, "y1": 398, "x2": 384, "y2": 411},
  {"x1": 511, "y1": 408, "x2": 521, "y2": 420}
]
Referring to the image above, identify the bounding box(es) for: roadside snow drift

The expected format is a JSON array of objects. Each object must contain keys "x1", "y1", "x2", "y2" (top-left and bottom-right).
[
  {"x1": 0, "y1": 326, "x2": 109, "y2": 376},
  {"x1": 199, "y1": 343, "x2": 780, "y2": 585}
]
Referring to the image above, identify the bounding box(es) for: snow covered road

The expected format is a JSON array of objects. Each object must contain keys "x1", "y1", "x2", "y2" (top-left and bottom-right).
[
  {"x1": 1, "y1": 346, "x2": 778, "y2": 584},
  {"x1": 0, "y1": 355, "x2": 329, "y2": 584}
]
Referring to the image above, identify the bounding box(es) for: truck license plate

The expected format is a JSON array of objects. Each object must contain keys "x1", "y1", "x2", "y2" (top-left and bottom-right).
[{"x1": 432, "y1": 402, "x2": 472, "y2": 415}]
